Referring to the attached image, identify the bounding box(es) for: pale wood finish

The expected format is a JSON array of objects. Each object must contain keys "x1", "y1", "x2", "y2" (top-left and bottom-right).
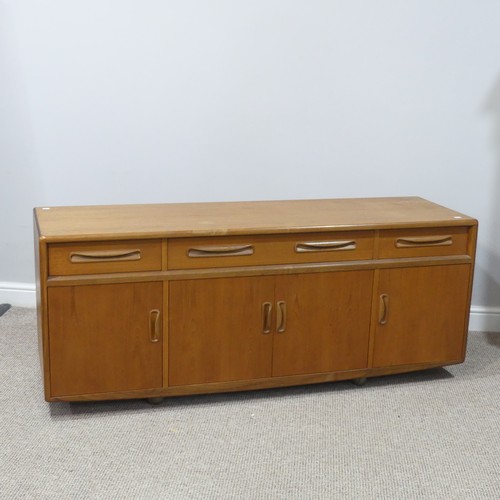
[
  {"x1": 34, "y1": 216, "x2": 51, "y2": 400},
  {"x1": 378, "y1": 227, "x2": 468, "y2": 259},
  {"x1": 372, "y1": 265, "x2": 471, "y2": 367},
  {"x1": 44, "y1": 255, "x2": 472, "y2": 288},
  {"x1": 34, "y1": 197, "x2": 475, "y2": 241},
  {"x1": 48, "y1": 360, "x2": 461, "y2": 402},
  {"x1": 162, "y1": 279, "x2": 169, "y2": 389},
  {"x1": 167, "y1": 231, "x2": 374, "y2": 270},
  {"x1": 272, "y1": 271, "x2": 374, "y2": 376},
  {"x1": 33, "y1": 197, "x2": 478, "y2": 402},
  {"x1": 48, "y1": 239, "x2": 162, "y2": 276},
  {"x1": 463, "y1": 225, "x2": 479, "y2": 354},
  {"x1": 48, "y1": 282, "x2": 163, "y2": 396},
  {"x1": 169, "y1": 271, "x2": 374, "y2": 386},
  {"x1": 169, "y1": 277, "x2": 274, "y2": 385},
  {"x1": 367, "y1": 269, "x2": 382, "y2": 369}
]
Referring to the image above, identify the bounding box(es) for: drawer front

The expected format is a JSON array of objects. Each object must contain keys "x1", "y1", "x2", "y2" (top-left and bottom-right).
[
  {"x1": 48, "y1": 239, "x2": 162, "y2": 276},
  {"x1": 378, "y1": 227, "x2": 469, "y2": 259},
  {"x1": 167, "y1": 231, "x2": 375, "y2": 269}
]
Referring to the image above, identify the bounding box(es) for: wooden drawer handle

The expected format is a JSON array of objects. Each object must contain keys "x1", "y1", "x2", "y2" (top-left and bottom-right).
[
  {"x1": 187, "y1": 245, "x2": 254, "y2": 258},
  {"x1": 69, "y1": 249, "x2": 141, "y2": 263},
  {"x1": 295, "y1": 240, "x2": 356, "y2": 253},
  {"x1": 395, "y1": 235, "x2": 453, "y2": 248}
]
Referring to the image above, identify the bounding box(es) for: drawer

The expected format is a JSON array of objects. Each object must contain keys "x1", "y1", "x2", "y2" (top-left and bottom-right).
[
  {"x1": 378, "y1": 227, "x2": 469, "y2": 259},
  {"x1": 167, "y1": 231, "x2": 375, "y2": 270},
  {"x1": 48, "y1": 239, "x2": 162, "y2": 276}
]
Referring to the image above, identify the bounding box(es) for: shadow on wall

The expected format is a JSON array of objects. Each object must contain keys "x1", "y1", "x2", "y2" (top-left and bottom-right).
[{"x1": 482, "y1": 72, "x2": 500, "y2": 308}]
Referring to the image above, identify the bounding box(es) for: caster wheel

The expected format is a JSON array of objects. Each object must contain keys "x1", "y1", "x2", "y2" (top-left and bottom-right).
[
  {"x1": 147, "y1": 397, "x2": 164, "y2": 405},
  {"x1": 351, "y1": 377, "x2": 367, "y2": 387}
]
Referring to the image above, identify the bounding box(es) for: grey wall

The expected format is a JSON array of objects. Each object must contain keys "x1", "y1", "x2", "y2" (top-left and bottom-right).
[{"x1": 1, "y1": 1, "x2": 500, "y2": 309}]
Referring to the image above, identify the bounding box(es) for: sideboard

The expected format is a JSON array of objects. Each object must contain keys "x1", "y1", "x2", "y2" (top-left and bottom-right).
[{"x1": 34, "y1": 197, "x2": 477, "y2": 402}]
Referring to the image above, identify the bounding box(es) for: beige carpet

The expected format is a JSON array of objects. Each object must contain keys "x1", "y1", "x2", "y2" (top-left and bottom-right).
[{"x1": 1, "y1": 307, "x2": 499, "y2": 499}]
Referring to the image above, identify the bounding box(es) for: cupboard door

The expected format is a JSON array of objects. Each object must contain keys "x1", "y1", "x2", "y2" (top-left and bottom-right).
[
  {"x1": 272, "y1": 271, "x2": 373, "y2": 377},
  {"x1": 48, "y1": 282, "x2": 163, "y2": 397},
  {"x1": 169, "y1": 276, "x2": 274, "y2": 386},
  {"x1": 373, "y1": 265, "x2": 470, "y2": 368}
]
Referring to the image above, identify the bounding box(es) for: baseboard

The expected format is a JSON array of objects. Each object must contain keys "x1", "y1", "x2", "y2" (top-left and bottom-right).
[
  {"x1": 1, "y1": 282, "x2": 499, "y2": 331},
  {"x1": 0, "y1": 282, "x2": 36, "y2": 308},
  {"x1": 468, "y1": 306, "x2": 500, "y2": 333}
]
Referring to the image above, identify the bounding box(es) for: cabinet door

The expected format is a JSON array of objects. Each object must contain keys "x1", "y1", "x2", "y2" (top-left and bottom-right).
[
  {"x1": 169, "y1": 276, "x2": 274, "y2": 386},
  {"x1": 373, "y1": 265, "x2": 470, "y2": 368},
  {"x1": 48, "y1": 282, "x2": 163, "y2": 397},
  {"x1": 272, "y1": 271, "x2": 374, "y2": 377}
]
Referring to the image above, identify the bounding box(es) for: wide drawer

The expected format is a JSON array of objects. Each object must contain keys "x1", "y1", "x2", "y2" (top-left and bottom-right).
[
  {"x1": 167, "y1": 231, "x2": 375, "y2": 269},
  {"x1": 48, "y1": 239, "x2": 162, "y2": 276},
  {"x1": 378, "y1": 227, "x2": 469, "y2": 259}
]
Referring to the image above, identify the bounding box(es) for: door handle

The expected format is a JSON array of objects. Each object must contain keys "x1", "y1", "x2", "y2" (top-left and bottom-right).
[
  {"x1": 378, "y1": 294, "x2": 389, "y2": 325},
  {"x1": 149, "y1": 309, "x2": 161, "y2": 343},
  {"x1": 276, "y1": 301, "x2": 287, "y2": 333},
  {"x1": 262, "y1": 302, "x2": 272, "y2": 334}
]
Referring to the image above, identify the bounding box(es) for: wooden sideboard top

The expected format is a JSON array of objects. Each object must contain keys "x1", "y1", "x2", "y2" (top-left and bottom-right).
[{"x1": 34, "y1": 197, "x2": 477, "y2": 242}]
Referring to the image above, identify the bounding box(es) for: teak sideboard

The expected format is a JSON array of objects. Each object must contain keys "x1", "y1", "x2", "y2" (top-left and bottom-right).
[{"x1": 34, "y1": 197, "x2": 477, "y2": 403}]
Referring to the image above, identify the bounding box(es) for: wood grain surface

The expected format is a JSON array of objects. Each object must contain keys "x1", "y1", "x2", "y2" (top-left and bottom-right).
[
  {"x1": 34, "y1": 197, "x2": 476, "y2": 241},
  {"x1": 48, "y1": 282, "x2": 163, "y2": 396}
]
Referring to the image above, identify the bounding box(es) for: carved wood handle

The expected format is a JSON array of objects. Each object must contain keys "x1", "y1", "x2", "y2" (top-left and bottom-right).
[
  {"x1": 395, "y1": 236, "x2": 453, "y2": 248},
  {"x1": 187, "y1": 245, "x2": 254, "y2": 258},
  {"x1": 262, "y1": 302, "x2": 272, "y2": 334},
  {"x1": 69, "y1": 249, "x2": 141, "y2": 263},
  {"x1": 295, "y1": 240, "x2": 356, "y2": 253},
  {"x1": 379, "y1": 294, "x2": 389, "y2": 325},
  {"x1": 276, "y1": 301, "x2": 287, "y2": 333},
  {"x1": 149, "y1": 309, "x2": 161, "y2": 343}
]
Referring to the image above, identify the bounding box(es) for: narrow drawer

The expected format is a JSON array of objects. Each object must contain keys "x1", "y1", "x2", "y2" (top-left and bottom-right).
[
  {"x1": 48, "y1": 239, "x2": 162, "y2": 276},
  {"x1": 167, "y1": 231, "x2": 375, "y2": 270},
  {"x1": 378, "y1": 227, "x2": 469, "y2": 259}
]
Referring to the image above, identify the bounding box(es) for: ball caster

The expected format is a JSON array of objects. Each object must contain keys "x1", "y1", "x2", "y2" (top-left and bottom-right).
[
  {"x1": 351, "y1": 377, "x2": 367, "y2": 387},
  {"x1": 146, "y1": 397, "x2": 164, "y2": 405}
]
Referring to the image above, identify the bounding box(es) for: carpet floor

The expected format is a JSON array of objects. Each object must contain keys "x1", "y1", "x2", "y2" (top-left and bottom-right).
[{"x1": 1, "y1": 306, "x2": 499, "y2": 499}]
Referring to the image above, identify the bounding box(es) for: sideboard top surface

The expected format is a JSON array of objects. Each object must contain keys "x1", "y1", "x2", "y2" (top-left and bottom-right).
[{"x1": 34, "y1": 197, "x2": 477, "y2": 242}]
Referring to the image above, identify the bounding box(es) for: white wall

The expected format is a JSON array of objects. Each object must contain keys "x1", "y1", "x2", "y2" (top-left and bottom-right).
[{"x1": 1, "y1": 1, "x2": 500, "y2": 327}]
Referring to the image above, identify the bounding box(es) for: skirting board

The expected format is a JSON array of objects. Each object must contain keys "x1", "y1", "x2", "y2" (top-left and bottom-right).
[
  {"x1": 468, "y1": 306, "x2": 500, "y2": 333},
  {"x1": 0, "y1": 282, "x2": 36, "y2": 309},
  {"x1": 1, "y1": 282, "x2": 499, "y2": 332}
]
